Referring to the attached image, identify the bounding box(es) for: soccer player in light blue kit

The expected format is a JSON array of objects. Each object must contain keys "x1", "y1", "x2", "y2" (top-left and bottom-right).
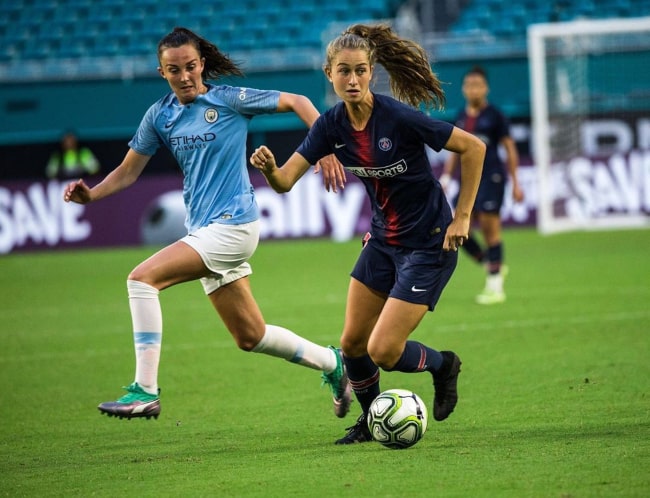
[
  {"x1": 63, "y1": 27, "x2": 350, "y2": 421},
  {"x1": 251, "y1": 24, "x2": 485, "y2": 444}
]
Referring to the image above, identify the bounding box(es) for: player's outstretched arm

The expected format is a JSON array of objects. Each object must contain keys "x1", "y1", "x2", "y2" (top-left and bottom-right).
[
  {"x1": 250, "y1": 146, "x2": 311, "y2": 193},
  {"x1": 63, "y1": 149, "x2": 150, "y2": 204},
  {"x1": 277, "y1": 92, "x2": 320, "y2": 129},
  {"x1": 276, "y1": 93, "x2": 346, "y2": 193}
]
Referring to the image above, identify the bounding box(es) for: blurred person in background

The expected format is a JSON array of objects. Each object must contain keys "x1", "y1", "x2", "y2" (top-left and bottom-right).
[
  {"x1": 440, "y1": 66, "x2": 523, "y2": 305},
  {"x1": 46, "y1": 131, "x2": 101, "y2": 179},
  {"x1": 250, "y1": 24, "x2": 485, "y2": 444},
  {"x1": 63, "y1": 27, "x2": 350, "y2": 423}
]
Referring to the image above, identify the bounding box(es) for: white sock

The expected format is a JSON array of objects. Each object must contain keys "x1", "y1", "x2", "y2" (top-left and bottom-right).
[
  {"x1": 251, "y1": 324, "x2": 337, "y2": 372},
  {"x1": 127, "y1": 280, "x2": 162, "y2": 395},
  {"x1": 486, "y1": 273, "x2": 504, "y2": 293}
]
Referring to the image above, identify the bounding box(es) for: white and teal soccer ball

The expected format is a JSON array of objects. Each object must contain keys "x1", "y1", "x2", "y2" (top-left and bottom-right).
[{"x1": 367, "y1": 389, "x2": 428, "y2": 449}]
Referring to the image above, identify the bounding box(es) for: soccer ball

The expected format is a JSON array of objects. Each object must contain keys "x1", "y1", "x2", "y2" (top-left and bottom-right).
[
  {"x1": 140, "y1": 190, "x2": 187, "y2": 245},
  {"x1": 367, "y1": 389, "x2": 428, "y2": 449}
]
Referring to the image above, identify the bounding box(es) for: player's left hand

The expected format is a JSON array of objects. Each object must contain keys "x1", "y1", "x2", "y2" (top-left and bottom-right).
[
  {"x1": 314, "y1": 154, "x2": 346, "y2": 193},
  {"x1": 250, "y1": 145, "x2": 277, "y2": 174},
  {"x1": 443, "y1": 218, "x2": 469, "y2": 252}
]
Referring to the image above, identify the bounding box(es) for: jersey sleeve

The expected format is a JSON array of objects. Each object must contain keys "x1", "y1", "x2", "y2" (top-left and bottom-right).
[
  {"x1": 295, "y1": 116, "x2": 331, "y2": 165},
  {"x1": 128, "y1": 103, "x2": 162, "y2": 156},
  {"x1": 218, "y1": 86, "x2": 280, "y2": 116},
  {"x1": 407, "y1": 108, "x2": 454, "y2": 152}
]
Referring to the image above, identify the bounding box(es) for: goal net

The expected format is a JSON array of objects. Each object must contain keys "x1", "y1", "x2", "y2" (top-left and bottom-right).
[{"x1": 528, "y1": 17, "x2": 650, "y2": 234}]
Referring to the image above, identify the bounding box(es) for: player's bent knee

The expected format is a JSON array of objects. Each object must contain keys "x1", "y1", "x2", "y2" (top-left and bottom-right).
[
  {"x1": 369, "y1": 355, "x2": 399, "y2": 371},
  {"x1": 233, "y1": 335, "x2": 259, "y2": 352},
  {"x1": 127, "y1": 266, "x2": 149, "y2": 283},
  {"x1": 340, "y1": 336, "x2": 368, "y2": 358},
  {"x1": 230, "y1": 326, "x2": 265, "y2": 352},
  {"x1": 368, "y1": 345, "x2": 400, "y2": 371}
]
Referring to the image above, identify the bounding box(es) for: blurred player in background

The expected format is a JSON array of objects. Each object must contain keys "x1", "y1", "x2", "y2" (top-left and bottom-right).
[
  {"x1": 440, "y1": 66, "x2": 524, "y2": 305},
  {"x1": 46, "y1": 131, "x2": 100, "y2": 180},
  {"x1": 64, "y1": 27, "x2": 350, "y2": 422},
  {"x1": 250, "y1": 24, "x2": 485, "y2": 444}
]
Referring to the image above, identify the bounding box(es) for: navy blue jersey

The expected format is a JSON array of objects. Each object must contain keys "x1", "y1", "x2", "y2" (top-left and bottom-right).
[
  {"x1": 297, "y1": 94, "x2": 454, "y2": 248},
  {"x1": 453, "y1": 104, "x2": 509, "y2": 178}
]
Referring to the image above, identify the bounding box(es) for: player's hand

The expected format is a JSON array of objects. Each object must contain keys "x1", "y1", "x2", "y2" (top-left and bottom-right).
[
  {"x1": 443, "y1": 217, "x2": 469, "y2": 252},
  {"x1": 250, "y1": 145, "x2": 277, "y2": 174},
  {"x1": 512, "y1": 181, "x2": 524, "y2": 203},
  {"x1": 314, "y1": 154, "x2": 346, "y2": 193},
  {"x1": 63, "y1": 179, "x2": 92, "y2": 204}
]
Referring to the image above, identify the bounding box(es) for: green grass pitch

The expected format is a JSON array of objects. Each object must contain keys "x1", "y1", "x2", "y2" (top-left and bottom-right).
[{"x1": 1, "y1": 228, "x2": 648, "y2": 497}]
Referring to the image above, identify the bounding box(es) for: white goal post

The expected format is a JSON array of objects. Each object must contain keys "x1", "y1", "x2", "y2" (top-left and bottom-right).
[{"x1": 528, "y1": 17, "x2": 650, "y2": 234}]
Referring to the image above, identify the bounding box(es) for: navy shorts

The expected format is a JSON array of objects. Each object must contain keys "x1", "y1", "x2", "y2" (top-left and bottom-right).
[
  {"x1": 474, "y1": 170, "x2": 506, "y2": 214},
  {"x1": 350, "y1": 234, "x2": 458, "y2": 311}
]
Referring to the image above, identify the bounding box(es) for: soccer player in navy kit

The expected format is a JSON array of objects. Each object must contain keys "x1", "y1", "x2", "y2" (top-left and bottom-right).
[
  {"x1": 63, "y1": 27, "x2": 351, "y2": 422},
  {"x1": 250, "y1": 24, "x2": 486, "y2": 444},
  {"x1": 441, "y1": 66, "x2": 524, "y2": 305}
]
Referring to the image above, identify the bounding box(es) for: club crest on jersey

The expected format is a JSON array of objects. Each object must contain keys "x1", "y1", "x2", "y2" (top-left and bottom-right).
[
  {"x1": 378, "y1": 137, "x2": 392, "y2": 151},
  {"x1": 204, "y1": 108, "x2": 218, "y2": 123}
]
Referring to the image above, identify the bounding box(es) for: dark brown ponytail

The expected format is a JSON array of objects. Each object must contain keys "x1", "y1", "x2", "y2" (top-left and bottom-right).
[{"x1": 157, "y1": 27, "x2": 244, "y2": 80}]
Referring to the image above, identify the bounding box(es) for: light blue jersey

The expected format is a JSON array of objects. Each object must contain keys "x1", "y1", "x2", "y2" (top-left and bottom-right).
[{"x1": 129, "y1": 84, "x2": 280, "y2": 233}]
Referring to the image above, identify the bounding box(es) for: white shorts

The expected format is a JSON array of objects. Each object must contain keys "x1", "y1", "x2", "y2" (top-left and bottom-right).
[{"x1": 181, "y1": 220, "x2": 260, "y2": 295}]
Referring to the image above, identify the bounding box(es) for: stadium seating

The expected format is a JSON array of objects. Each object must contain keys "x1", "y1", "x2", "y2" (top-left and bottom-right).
[
  {"x1": 0, "y1": 0, "x2": 400, "y2": 64},
  {"x1": 2, "y1": 0, "x2": 648, "y2": 68},
  {"x1": 449, "y1": 0, "x2": 650, "y2": 39},
  {"x1": 1, "y1": 0, "x2": 648, "y2": 127}
]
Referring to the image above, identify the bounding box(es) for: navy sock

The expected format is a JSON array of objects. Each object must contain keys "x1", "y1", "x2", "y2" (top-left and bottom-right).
[
  {"x1": 486, "y1": 243, "x2": 503, "y2": 274},
  {"x1": 462, "y1": 235, "x2": 484, "y2": 264},
  {"x1": 386, "y1": 341, "x2": 443, "y2": 374},
  {"x1": 343, "y1": 353, "x2": 381, "y2": 415}
]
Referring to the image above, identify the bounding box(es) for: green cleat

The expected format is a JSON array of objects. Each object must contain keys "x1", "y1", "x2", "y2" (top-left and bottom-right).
[
  {"x1": 321, "y1": 346, "x2": 352, "y2": 418},
  {"x1": 476, "y1": 265, "x2": 508, "y2": 305},
  {"x1": 475, "y1": 288, "x2": 506, "y2": 305},
  {"x1": 98, "y1": 382, "x2": 160, "y2": 420}
]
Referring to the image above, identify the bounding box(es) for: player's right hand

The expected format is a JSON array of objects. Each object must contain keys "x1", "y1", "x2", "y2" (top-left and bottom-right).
[{"x1": 63, "y1": 179, "x2": 92, "y2": 204}]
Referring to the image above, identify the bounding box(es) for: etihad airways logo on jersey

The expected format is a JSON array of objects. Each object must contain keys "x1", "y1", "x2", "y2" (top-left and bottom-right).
[
  {"x1": 347, "y1": 159, "x2": 407, "y2": 178},
  {"x1": 169, "y1": 133, "x2": 216, "y2": 151}
]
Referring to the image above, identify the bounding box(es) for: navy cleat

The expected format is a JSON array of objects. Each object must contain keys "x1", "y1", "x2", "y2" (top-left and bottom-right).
[
  {"x1": 335, "y1": 413, "x2": 373, "y2": 445},
  {"x1": 432, "y1": 351, "x2": 462, "y2": 421}
]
